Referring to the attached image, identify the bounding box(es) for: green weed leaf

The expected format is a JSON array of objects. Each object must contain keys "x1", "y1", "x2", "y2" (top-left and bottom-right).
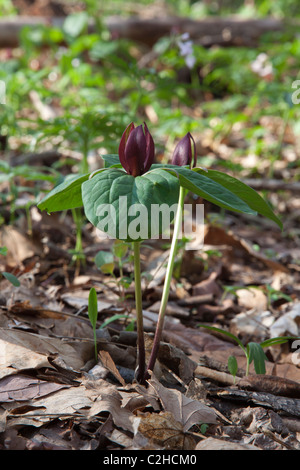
[
  {"x1": 228, "y1": 355, "x2": 238, "y2": 381},
  {"x1": 113, "y1": 240, "x2": 129, "y2": 259},
  {"x1": 247, "y1": 342, "x2": 268, "y2": 374},
  {"x1": 88, "y1": 287, "x2": 98, "y2": 330},
  {"x1": 198, "y1": 324, "x2": 247, "y2": 353},
  {"x1": 260, "y1": 336, "x2": 297, "y2": 348},
  {"x1": 2, "y1": 272, "x2": 20, "y2": 287},
  {"x1": 95, "y1": 250, "x2": 115, "y2": 274},
  {"x1": 63, "y1": 12, "x2": 89, "y2": 38}
]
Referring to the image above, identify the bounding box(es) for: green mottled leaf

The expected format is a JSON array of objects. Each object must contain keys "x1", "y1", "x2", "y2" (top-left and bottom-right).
[{"x1": 82, "y1": 168, "x2": 179, "y2": 242}]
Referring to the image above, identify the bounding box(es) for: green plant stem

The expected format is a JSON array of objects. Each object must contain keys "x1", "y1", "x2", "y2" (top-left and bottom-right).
[
  {"x1": 246, "y1": 357, "x2": 250, "y2": 376},
  {"x1": 93, "y1": 327, "x2": 97, "y2": 361},
  {"x1": 132, "y1": 241, "x2": 146, "y2": 384},
  {"x1": 71, "y1": 208, "x2": 85, "y2": 266},
  {"x1": 146, "y1": 186, "x2": 186, "y2": 379}
]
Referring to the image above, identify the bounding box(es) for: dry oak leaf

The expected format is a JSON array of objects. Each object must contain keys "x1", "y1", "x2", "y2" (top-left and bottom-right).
[
  {"x1": 137, "y1": 411, "x2": 195, "y2": 450},
  {"x1": 196, "y1": 437, "x2": 261, "y2": 450},
  {"x1": 0, "y1": 374, "x2": 69, "y2": 403},
  {"x1": 87, "y1": 381, "x2": 138, "y2": 434},
  {"x1": 6, "y1": 386, "x2": 93, "y2": 428},
  {"x1": 0, "y1": 328, "x2": 85, "y2": 379},
  {"x1": 148, "y1": 375, "x2": 218, "y2": 431}
]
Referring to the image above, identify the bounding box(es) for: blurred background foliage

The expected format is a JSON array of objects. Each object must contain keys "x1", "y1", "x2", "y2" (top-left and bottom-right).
[{"x1": 0, "y1": 0, "x2": 300, "y2": 186}]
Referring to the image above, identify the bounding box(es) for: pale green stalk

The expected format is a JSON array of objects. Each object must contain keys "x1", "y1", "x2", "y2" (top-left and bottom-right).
[
  {"x1": 133, "y1": 241, "x2": 146, "y2": 383},
  {"x1": 146, "y1": 186, "x2": 186, "y2": 377}
]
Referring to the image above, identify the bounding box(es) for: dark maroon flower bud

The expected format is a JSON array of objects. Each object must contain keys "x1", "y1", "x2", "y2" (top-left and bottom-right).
[
  {"x1": 171, "y1": 132, "x2": 196, "y2": 168},
  {"x1": 118, "y1": 122, "x2": 155, "y2": 177}
]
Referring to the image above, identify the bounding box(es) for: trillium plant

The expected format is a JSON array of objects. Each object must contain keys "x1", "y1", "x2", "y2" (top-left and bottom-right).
[{"x1": 38, "y1": 122, "x2": 282, "y2": 384}]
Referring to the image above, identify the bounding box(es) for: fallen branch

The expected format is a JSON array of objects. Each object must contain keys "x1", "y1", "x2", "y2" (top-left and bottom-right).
[
  {"x1": 0, "y1": 15, "x2": 293, "y2": 48},
  {"x1": 195, "y1": 364, "x2": 240, "y2": 385},
  {"x1": 243, "y1": 179, "x2": 300, "y2": 193}
]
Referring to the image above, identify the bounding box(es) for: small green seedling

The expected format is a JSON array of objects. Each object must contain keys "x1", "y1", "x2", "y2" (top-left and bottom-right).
[
  {"x1": 265, "y1": 285, "x2": 293, "y2": 309},
  {"x1": 227, "y1": 355, "x2": 238, "y2": 383},
  {"x1": 198, "y1": 324, "x2": 298, "y2": 377},
  {"x1": 88, "y1": 285, "x2": 132, "y2": 361},
  {"x1": 0, "y1": 246, "x2": 20, "y2": 287},
  {"x1": 95, "y1": 240, "x2": 132, "y2": 299},
  {"x1": 95, "y1": 250, "x2": 115, "y2": 275},
  {"x1": 220, "y1": 284, "x2": 293, "y2": 308}
]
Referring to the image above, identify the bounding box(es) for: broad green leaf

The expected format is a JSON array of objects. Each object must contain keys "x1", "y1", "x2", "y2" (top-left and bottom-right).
[
  {"x1": 2, "y1": 272, "x2": 20, "y2": 287},
  {"x1": 0, "y1": 247, "x2": 8, "y2": 256},
  {"x1": 37, "y1": 173, "x2": 90, "y2": 212},
  {"x1": 82, "y1": 168, "x2": 180, "y2": 242},
  {"x1": 63, "y1": 12, "x2": 89, "y2": 38},
  {"x1": 247, "y1": 342, "x2": 268, "y2": 374},
  {"x1": 0, "y1": 173, "x2": 12, "y2": 183},
  {"x1": 88, "y1": 287, "x2": 98, "y2": 330},
  {"x1": 195, "y1": 169, "x2": 282, "y2": 229},
  {"x1": 166, "y1": 166, "x2": 257, "y2": 216},
  {"x1": 101, "y1": 154, "x2": 121, "y2": 168}
]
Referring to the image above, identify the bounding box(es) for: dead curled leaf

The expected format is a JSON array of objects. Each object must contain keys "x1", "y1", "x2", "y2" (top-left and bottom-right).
[
  {"x1": 0, "y1": 374, "x2": 69, "y2": 402},
  {"x1": 137, "y1": 411, "x2": 196, "y2": 450},
  {"x1": 148, "y1": 375, "x2": 218, "y2": 431},
  {"x1": 87, "y1": 382, "x2": 138, "y2": 434},
  {"x1": 98, "y1": 350, "x2": 126, "y2": 386},
  {"x1": 195, "y1": 437, "x2": 260, "y2": 450},
  {"x1": 0, "y1": 328, "x2": 85, "y2": 378}
]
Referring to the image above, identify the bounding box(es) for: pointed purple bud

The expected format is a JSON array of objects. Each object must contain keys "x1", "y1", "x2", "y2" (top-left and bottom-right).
[
  {"x1": 118, "y1": 122, "x2": 155, "y2": 177},
  {"x1": 171, "y1": 132, "x2": 196, "y2": 168}
]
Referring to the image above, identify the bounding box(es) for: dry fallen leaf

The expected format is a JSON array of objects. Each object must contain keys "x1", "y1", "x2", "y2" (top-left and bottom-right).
[
  {"x1": 148, "y1": 375, "x2": 218, "y2": 431},
  {"x1": 87, "y1": 382, "x2": 137, "y2": 433},
  {"x1": 98, "y1": 350, "x2": 126, "y2": 386},
  {"x1": 236, "y1": 287, "x2": 268, "y2": 311},
  {"x1": 196, "y1": 437, "x2": 261, "y2": 450},
  {"x1": 0, "y1": 226, "x2": 39, "y2": 265},
  {"x1": 0, "y1": 374, "x2": 69, "y2": 402},
  {"x1": 0, "y1": 328, "x2": 86, "y2": 379},
  {"x1": 6, "y1": 386, "x2": 93, "y2": 428},
  {"x1": 137, "y1": 411, "x2": 195, "y2": 450}
]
